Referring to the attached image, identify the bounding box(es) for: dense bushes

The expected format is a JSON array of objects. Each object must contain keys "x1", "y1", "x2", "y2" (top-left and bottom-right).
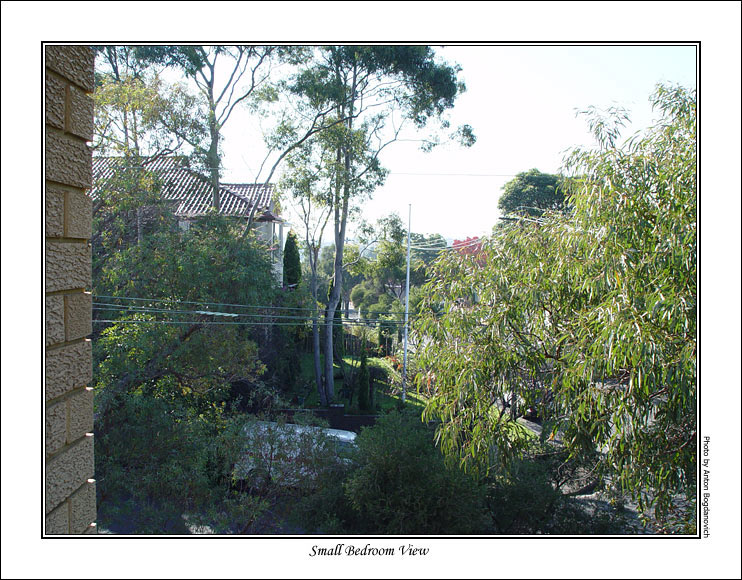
[
  {"x1": 293, "y1": 411, "x2": 489, "y2": 534},
  {"x1": 92, "y1": 209, "x2": 297, "y2": 533},
  {"x1": 96, "y1": 396, "x2": 634, "y2": 534},
  {"x1": 345, "y1": 411, "x2": 489, "y2": 534},
  {"x1": 95, "y1": 395, "x2": 270, "y2": 534},
  {"x1": 290, "y1": 411, "x2": 637, "y2": 535},
  {"x1": 485, "y1": 454, "x2": 630, "y2": 534}
]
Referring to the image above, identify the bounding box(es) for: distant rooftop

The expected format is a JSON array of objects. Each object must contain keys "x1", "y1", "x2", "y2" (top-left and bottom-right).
[{"x1": 91, "y1": 156, "x2": 275, "y2": 218}]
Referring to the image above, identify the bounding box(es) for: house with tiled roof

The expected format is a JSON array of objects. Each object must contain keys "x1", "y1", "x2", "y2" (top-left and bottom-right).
[{"x1": 91, "y1": 155, "x2": 287, "y2": 282}]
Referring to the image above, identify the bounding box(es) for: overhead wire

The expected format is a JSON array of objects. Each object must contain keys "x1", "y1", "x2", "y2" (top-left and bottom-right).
[
  {"x1": 407, "y1": 242, "x2": 449, "y2": 251},
  {"x1": 410, "y1": 237, "x2": 487, "y2": 251},
  {"x1": 389, "y1": 172, "x2": 517, "y2": 177},
  {"x1": 92, "y1": 296, "x2": 417, "y2": 329},
  {"x1": 93, "y1": 305, "x2": 412, "y2": 326},
  {"x1": 92, "y1": 317, "x2": 410, "y2": 327},
  {"x1": 94, "y1": 294, "x2": 406, "y2": 317}
]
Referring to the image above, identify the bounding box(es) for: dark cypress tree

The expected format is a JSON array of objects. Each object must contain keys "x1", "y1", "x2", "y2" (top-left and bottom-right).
[{"x1": 283, "y1": 230, "x2": 301, "y2": 287}]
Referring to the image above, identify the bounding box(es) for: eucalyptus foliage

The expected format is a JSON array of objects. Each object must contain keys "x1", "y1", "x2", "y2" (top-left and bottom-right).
[
  {"x1": 93, "y1": 47, "x2": 202, "y2": 160},
  {"x1": 275, "y1": 46, "x2": 472, "y2": 404},
  {"x1": 415, "y1": 84, "x2": 696, "y2": 525}
]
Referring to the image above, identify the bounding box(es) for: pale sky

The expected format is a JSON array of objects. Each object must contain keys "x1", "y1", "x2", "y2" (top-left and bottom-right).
[{"x1": 220, "y1": 44, "x2": 697, "y2": 241}]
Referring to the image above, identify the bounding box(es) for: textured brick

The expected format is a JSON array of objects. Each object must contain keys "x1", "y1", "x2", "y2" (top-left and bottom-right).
[
  {"x1": 46, "y1": 434, "x2": 94, "y2": 514},
  {"x1": 65, "y1": 292, "x2": 92, "y2": 341},
  {"x1": 45, "y1": 71, "x2": 66, "y2": 130},
  {"x1": 67, "y1": 85, "x2": 94, "y2": 141},
  {"x1": 65, "y1": 189, "x2": 92, "y2": 239},
  {"x1": 45, "y1": 131, "x2": 92, "y2": 189},
  {"x1": 45, "y1": 185, "x2": 65, "y2": 238},
  {"x1": 45, "y1": 340, "x2": 92, "y2": 401},
  {"x1": 46, "y1": 295, "x2": 65, "y2": 347},
  {"x1": 45, "y1": 240, "x2": 91, "y2": 292},
  {"x1": 45, "y1": 46, "x2": 97, "y2": 534},
  {"x1": 45, "y1": 45, "x2": 95, "y2": 92},
  {"x1": 45, "y1": 40, "x2": 96, "y2": 538},
  {"x1": 67, "y1": 387, "x2": 94, "y2": 443},
  {"x1": 45, "y1": 503, "x2": 70, "y2": 534},
  {"x1": 46, "y1": 401, "x2": 67, "y2": 457},
  {"x1": 69, "y1": 479, "x2": 97, "y2": 534}
]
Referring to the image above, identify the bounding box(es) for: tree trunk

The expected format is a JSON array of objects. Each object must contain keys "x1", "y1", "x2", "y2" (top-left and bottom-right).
[
  {"x1": 207, "y1": 125, "x2": 220, "y2": 212},
  {"x1": 323, "y1": 180, "x2": 347, "y2": 402},
  {"x1": 323, "y1": 302, "x2": 337, "y2": 403},
  {"x1": 312, "y1": 313, "x2": 326, "y2": 407},
  {"x1": 323, "y1": 55, "x2": 358, "y2": 405},
  {"x1": 309, "y1": 252, "x2": 327, "y2": 406},
  {"x1": 324, "y1": 176, "x2": 351, "y2": 402}
]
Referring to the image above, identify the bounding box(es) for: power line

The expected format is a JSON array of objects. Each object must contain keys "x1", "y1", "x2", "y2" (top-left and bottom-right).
[
  {"x1": 92, "y1": 317, "x2": 409, "y2": 327},
  {"x1": 92, "y1": 302, "x2": 412, "y2": 322},
  {"x1": 92, "y1": 304, "x2": 409, "y2": 326},
  {"x1": 389, "y1": 172, "x2": 517, "y2": 177},
  {"x1": 407, "y1": 242, "x2": 448, "y2": 250},
  {"x1": 95, "y1": 164, "x2": 517, "y2": 178},
  {"x1": 94, "y1": 295, "x2": 404, "y2": 317},
  {"x1": 410, "y1": 237, "x2": 486, "y2": 252},
  {"x1": 93, "y1": 294, "x2": 414, "y2": 319}
]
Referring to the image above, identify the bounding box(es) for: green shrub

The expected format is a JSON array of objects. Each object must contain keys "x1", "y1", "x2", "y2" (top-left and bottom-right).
[
  {"x1": 486, "y1": 458, "x2": 562, "y2": 534},
  {"x1": 343, "y1": 411, "x2": 488, "y2": 534},
  {"x1": 485, "y1": 454, "x2": 631, "y2": 534},
  {"x1": 94, "y1": 392, "x2": 271, "y2": 534},
  {"x1": 288, "y1": 457, "x2": 360, "y2": 534}
]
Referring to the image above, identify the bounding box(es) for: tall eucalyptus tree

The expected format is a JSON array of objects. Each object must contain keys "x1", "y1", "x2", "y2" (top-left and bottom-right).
[
  {"x1": 134, "y1": 46, "x2": 282, "y2": 211},
  {"x1": 280, "y1": 46, "x2": 473, "y2": 403}
]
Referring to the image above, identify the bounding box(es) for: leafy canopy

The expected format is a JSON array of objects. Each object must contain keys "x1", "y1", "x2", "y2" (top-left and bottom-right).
[
  {"x1": 92, "y1": 170, "x2": 282, "y2": 531},
  {"x1": 415, "y1": 84, "x2": 696, "y2": 524},
  {"x1": 498, "y1": 168, "x2": 566, "y2": 217}
]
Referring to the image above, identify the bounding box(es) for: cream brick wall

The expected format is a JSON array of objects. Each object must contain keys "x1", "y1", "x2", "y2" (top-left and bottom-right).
[
  {"x1": 46, "y1": 131, "x2": 94, "y2": 189},
  {"x1": 45, "y1": 45, "x2": 97, "y2": 535},
  {"x1": 45, "y1": 186, "x2": 66, "y2": 237},
  {"x1": 45, "y1": 340, "x2": 93, "y2": 401}
]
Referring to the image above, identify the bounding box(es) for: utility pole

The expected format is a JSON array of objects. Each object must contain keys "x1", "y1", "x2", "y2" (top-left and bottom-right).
[{"x1": 402, "y1": 204, "x2": 411, "y2": 402}]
